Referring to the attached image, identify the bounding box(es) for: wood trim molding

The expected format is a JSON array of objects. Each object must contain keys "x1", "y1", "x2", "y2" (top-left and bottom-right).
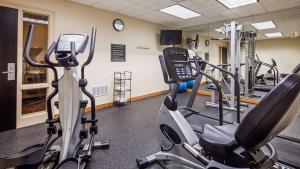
[
  {"x1": 186, "y1": 89, "x2": 211, "y2": 96},
  {"x1": 240, "y1": 97, "x2": 261, "y2": 104},
  {"x1": 199, "y1": 81, "x2": 208, "y2": 85},
  {"x1": 84, "y1": 89, "x2": 169, "y2": 112},
  {"x1": 85, "y1": 102, "x2": 114, "y2": 112},
  {"x1": 186, "y1": 89, "x2": 261, "y2": 104},
  {"x1": 131, "y1": 90, "x2": 169, "y2": 102},
  {"x1": 83, "y1": 82, "x2": 211, "y2": 113}
]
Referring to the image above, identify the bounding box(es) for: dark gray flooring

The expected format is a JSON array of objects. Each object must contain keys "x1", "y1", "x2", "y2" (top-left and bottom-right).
[
  {"x1": 0, "y1": 95, "x2": 165, "y2": 169},
  {"x1": 0, "y1": 93, "x2": 299, "y2": 168}
]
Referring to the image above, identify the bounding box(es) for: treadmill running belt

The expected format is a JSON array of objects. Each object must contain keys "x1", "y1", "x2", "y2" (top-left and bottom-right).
[
  {"x1": 255, "y1": 84, "x2": 274, "y2": 92},
  {"x1": 57, "y1": 160, "x2": 78, "y2": 169},
  {"x1": 271, "y1": 137, "x2": 300, "y2": 168}
]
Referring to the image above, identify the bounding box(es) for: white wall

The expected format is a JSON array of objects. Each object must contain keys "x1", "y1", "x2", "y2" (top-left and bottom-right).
[
  {"x1": 255, "y1": 37, "x2": 300, "y2": 74},
  {"x1": 240, "y1": 37, "x2": 300, "y2": 77},
  {"x1": 2, "y1": 0, "x2": 168, "y2": 103},
  {"x1": 184, "y1": 33, "x2": 229, "y2": 64},
  {"x1": 0, "y1": 0, "x2": 231, "y2": 127},
  {"x1": 184, "y1": 32, "x2": 229, "y2": 80},
  {"x1": 0, "y1": 0, "x2": 170, "y2": 127}
]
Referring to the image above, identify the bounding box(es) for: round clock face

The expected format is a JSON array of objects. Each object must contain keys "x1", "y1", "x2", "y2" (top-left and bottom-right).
[{"x1": 113, "y1": 19, "x2": 124, "y2": 31}]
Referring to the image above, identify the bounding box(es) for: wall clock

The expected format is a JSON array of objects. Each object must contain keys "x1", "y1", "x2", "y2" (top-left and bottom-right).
[{"x1": 113, "y1": 19, "x2": 124, "y2": 31}]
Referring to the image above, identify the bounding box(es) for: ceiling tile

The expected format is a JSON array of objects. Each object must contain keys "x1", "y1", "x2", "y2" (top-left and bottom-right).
[
  {"x1": 231, "y1": 3, "x2": 266, "y2": 17},
  {"x1": 69, "y1": 0, "x2": 300, "y2": 39}
]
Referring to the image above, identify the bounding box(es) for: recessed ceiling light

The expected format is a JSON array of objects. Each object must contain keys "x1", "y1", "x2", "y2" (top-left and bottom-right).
[
  {"x1": 265, "y1": 32, "x2": 283, "y2": 38},
  {"x1": 251, "y1": 21, "x2": 276, "y2": 30},
  {"x1": 215, "y1": 28, "x2": 222, "y2": 33},
  {"x1": 217, "y1": 0, "x2": 258, "y2": 9},
  {"x1": 159, "y1": 5, "x2": 201, "y2": 19}
]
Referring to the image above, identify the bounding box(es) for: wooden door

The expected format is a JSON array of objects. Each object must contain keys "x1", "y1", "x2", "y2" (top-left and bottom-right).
[{"x1": 0, "y1": 6, "x2": 18, "y2": 132}]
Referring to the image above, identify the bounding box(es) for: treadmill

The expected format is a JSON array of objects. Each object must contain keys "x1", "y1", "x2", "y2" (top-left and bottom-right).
[
  {"x1": 160, "y1": 47, "x2": 240, "y2": 134},
  {"x1": 254, "y1": 56, "x2": 279, "y2": 92},
  {"x1": 161, "y1": 48, "x2": 300, "y2": 168}
]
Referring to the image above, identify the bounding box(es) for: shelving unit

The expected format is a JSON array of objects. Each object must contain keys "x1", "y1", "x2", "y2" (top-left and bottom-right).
[{"x1": 113, "y1": 71, "x2": 132, "y2": 106}]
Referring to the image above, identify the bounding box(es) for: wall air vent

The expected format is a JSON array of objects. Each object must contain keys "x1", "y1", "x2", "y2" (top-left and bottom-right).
[{"x1": 92, "y1": 85, "x2": 109, "y2": 97}]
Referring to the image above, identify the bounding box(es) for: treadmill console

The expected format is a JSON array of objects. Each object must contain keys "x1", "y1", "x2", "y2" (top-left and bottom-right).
[
  {"x1": 56, "y1": 34, "x2": 88, "y2": 54},
  {"x1": 162, "y1": 47, "x2": 194, "y2": 83}
]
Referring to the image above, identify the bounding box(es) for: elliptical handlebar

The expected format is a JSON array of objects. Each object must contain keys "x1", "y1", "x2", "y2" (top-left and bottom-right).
[
  {"x1": 81, "y1": 27, "x2": 97, "y2": 79},
  {"x1": 87, "y1": 27, "x2": 97, "y2": 65},
  {"x1": 24, "y1": 25, "x2": 59, "y2": 80},
  {"x1": 75, "y1": 27, "x2": 98, "y2": 134},
  {"x1": 70, "y1": 41, "x2": 79, "y2": 66},
  {"x1": 23, "y1": 25, "x2": 59, "y2": 132},
  {"x1": 44, "y1": 42, "x2": 58, "y2": 67}
]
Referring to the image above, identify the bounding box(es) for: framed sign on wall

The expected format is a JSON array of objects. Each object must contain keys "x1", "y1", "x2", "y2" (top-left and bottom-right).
[{"x1": 111, "y1": 44, "x2": 126, "y2": 62}]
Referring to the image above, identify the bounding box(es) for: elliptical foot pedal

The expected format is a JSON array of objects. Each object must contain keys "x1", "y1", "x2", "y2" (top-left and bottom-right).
[{"x1": 93, "y1": 141, "x2": 110, "y2": 150}]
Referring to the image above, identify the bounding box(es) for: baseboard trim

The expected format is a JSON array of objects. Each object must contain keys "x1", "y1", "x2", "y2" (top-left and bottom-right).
[
  {"x1": 85, "y1": 89, "x2": 169, "y2": 112},
  {"x1": 186, "y1": 89, "x2": 261, "y2": 104},
  {"x1": 186, "y1": 89, "x2": 211, "y2": 96},
  {"x1": 131, "y1": 90, "x2": 169, "y2": 102},
  {"x1": 86, "y1": 82, "x2": 206, "y2": 112},
  {"x1": 199, "y1": 81, "x2": 208, "y2": 85},
  {"x1": 240, "y1": 97, "x2": 261, "y2": 104}
]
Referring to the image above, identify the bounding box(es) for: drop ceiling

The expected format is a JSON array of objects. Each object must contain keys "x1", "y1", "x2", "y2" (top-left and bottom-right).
[
  {"x1": 69, "y1": 0, "x2": 300, "y2": 39},
  {"x1": 185, "y1": 6, "x2": 300, "y2": 39}
]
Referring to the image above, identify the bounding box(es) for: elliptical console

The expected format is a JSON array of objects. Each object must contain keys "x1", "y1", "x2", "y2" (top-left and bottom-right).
[{"x1": 55, "y1": 34, "x2": 88, "y2": 67}]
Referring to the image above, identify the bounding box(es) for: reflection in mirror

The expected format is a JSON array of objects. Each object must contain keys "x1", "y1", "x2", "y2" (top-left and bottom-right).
[{"x1": 184, "y1": 7, "x2": 300, "y2": 40}]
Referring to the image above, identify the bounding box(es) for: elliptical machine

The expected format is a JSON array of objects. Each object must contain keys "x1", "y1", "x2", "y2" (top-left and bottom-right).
[
  {"x1": 0, "y1": 25, "x2": 109, "y2": 169},
  {"x1": 136, "y1": 47, "x2": 300, "y2": 169}
]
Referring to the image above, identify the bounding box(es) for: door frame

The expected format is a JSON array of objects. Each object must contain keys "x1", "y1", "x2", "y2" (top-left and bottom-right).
[{"x1": 0, "y1": 1, "x2": 55, "y2": 128}]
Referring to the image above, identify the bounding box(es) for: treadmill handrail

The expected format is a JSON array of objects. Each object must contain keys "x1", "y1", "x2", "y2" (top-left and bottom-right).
[
  {"x1": 159, "y1": 54, "x2": 175, "y2": 84},
  {"x1": 193, "y1": 55, "x2": 224, "y2": 125},
  {"x1": 197, "y1": 59, "x2": 241, "y2": 123}
]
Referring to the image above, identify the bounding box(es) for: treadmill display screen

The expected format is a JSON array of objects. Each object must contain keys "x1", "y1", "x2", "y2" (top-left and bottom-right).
[{"x1": 162, "y1": 47, "x2": 194, "y2": 82}]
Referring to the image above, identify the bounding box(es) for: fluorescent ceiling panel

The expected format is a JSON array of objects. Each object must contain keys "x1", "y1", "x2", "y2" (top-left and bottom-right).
[
  {"x1": 159, "y1": 5, "x2": 201, "y2": 19},
  {"x1": 217, "y1": 0, "x2": 258, "y2": 8},
  {"x1": 251, "y1": 21, "x2": 276, "y2": 30},
  {"x1": 265, "y1": 32, "x2": 283, "y2": 38},
  {"x1": 215, "y1": 28, "x2": 222, "y2": 32}
]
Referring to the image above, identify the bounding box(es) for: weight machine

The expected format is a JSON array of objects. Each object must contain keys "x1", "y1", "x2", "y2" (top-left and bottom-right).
[{"x1": 206, "y1": 21, "x2": 245, "y2": 113}]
